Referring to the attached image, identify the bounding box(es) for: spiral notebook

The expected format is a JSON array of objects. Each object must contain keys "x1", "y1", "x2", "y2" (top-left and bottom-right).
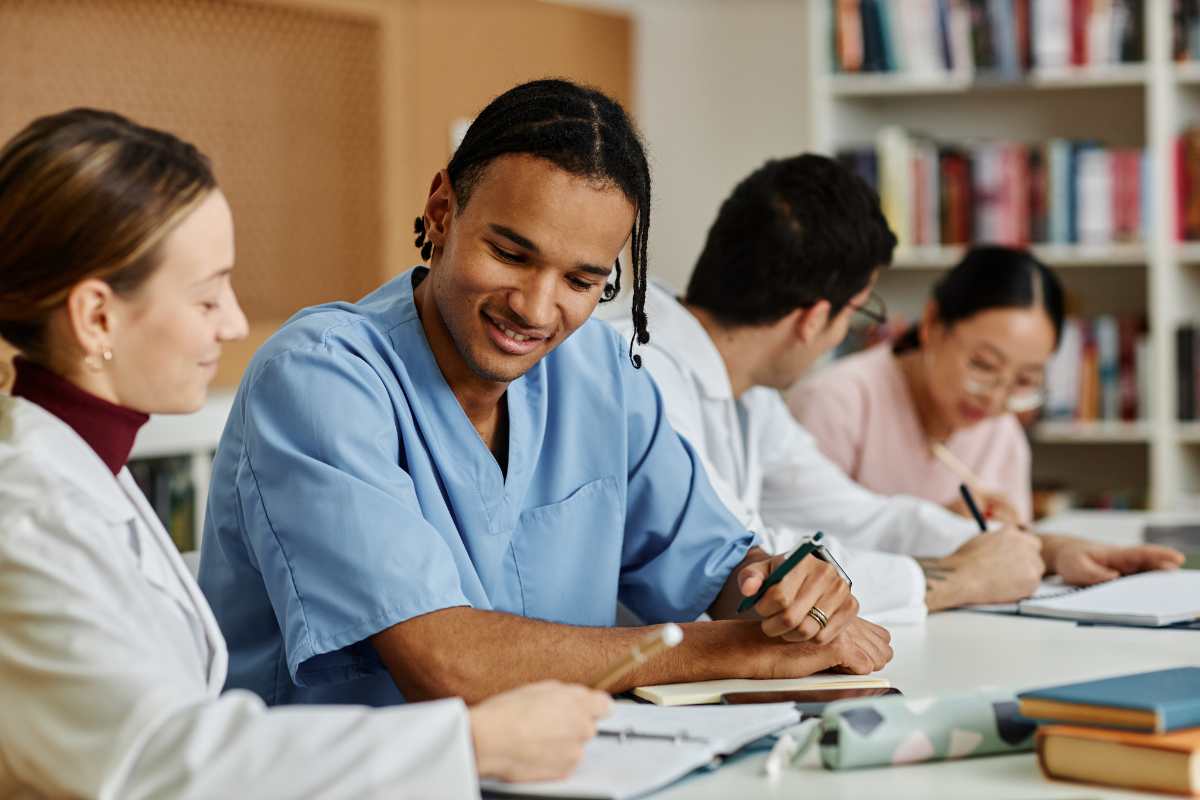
[
  {"x1": 965, "y1": 570, "x2": 1200, "y2": 627},
  {"x1": 480, "y1": 702, "x2": 799, "y2": 799}
]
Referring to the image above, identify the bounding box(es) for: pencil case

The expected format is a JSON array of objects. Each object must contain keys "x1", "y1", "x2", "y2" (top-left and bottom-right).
[{"x1": 810, "y1": 688, "x2": 1037, "y2": 770}]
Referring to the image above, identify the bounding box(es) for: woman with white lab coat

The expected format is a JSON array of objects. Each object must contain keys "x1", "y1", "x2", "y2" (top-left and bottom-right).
[{"x1": 0, "y1": 108, "x2": 607, "y2": 799}]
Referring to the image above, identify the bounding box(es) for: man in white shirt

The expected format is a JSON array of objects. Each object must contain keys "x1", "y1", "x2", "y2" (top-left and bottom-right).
[{"x1": 605, "y1": 155, "x2": 1046, "y2": 622}]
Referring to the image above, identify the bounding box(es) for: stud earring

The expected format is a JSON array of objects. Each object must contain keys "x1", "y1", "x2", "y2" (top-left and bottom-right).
[{"x1": 86, "y1": 348, "x2": 113, "y2": 371}]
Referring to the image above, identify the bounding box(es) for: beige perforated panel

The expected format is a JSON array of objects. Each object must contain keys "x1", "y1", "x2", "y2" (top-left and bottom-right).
[{"x1": 0, "y1": 0, "x2": 383, "y2": 323}]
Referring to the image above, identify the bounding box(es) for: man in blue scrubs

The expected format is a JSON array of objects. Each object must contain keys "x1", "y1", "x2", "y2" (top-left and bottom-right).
[{"x1": 200, "y1": 80, "x2": 892, "y2": 707}]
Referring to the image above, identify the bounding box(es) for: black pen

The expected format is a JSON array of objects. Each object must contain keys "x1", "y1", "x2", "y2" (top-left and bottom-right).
[{"x1": 959, "y1": 482, "x2": 988, "y2": 533}]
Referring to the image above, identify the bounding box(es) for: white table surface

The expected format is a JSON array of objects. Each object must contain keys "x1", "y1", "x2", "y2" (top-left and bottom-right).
[
  {"x1": 652, "y1": 612, "x2": 1199, "y2": 799},
  {"x1": 650, "y1": 512, "x2": 1200, "y2": 799}
]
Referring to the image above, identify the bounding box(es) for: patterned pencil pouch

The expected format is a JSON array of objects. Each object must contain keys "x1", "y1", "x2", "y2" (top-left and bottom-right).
[{"x1": 809, "y1": 688, "x2": 1038, "y2": 770}]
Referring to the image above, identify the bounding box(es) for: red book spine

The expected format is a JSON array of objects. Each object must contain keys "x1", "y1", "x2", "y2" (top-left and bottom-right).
[
  {"x1": 1015, "y1": 0, "x2": 1032, "y2": 70},
  {"x1": 1178, "y1": 135, "x2": 1189, "y2": 242},
  {"x1": 1070, "y1": 0, "x2": 1089, "y2": 66},
  {"x1": 1118, "y1": 315, "x2": 1139, "y2": 421},
  {"x1": 955, "y1": 156, "x2": 973, "y2": 242},
  {"x1": 1111, "y1": 151, "x2": 1128, "y2": 241}
]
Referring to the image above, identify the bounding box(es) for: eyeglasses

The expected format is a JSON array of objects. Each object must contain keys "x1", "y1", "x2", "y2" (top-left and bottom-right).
[
  {"x1": 949, "y1": 331, "x2": 1046, "y2": 413},
  {"x1": 846, "y1": 290, "x2": 887, "y2": 327}
]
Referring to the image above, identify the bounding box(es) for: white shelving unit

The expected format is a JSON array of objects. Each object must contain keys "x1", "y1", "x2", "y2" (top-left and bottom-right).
[
  {"x1": 130, "y1": 390, "x2": 236, "y2": 550},
  {"x1": 807, "y1": 2, "x2": 1200, "y2": 509}
]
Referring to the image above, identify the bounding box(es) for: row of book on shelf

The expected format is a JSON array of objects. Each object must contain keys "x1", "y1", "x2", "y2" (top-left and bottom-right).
[
  {"x1": 839, "y1": 129, "x2": 1148, "y2": 250},
  {"x1": 831, "y1": 0, "x2": 1144, "y2": 79},
  {"x1": 1044, "y1": 315, "x2": 1148, "y2": 423}
]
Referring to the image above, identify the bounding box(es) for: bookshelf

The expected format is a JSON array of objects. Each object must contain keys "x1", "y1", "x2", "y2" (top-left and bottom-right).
[{"x1": 807, "y1": 2, "x2": 1200, "y2": 510}]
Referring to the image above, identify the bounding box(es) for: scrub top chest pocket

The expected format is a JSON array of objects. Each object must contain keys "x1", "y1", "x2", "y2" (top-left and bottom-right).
[{"x1": 510, "y1": 476, "x2": 623, "y2": 625}]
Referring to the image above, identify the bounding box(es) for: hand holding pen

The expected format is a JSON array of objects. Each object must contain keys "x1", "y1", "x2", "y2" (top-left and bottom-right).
[{"x1": 735, "y1": 535, "x2": 858, "y2": 644}]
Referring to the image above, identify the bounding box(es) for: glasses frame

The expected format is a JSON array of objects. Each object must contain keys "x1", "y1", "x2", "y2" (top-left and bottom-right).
[
  {"x1": 846, "y1": 290, "x2": 888, "y2": 327},
  {"x1": 944, "y1": 328, "x2": 1047, "y2": 413}
]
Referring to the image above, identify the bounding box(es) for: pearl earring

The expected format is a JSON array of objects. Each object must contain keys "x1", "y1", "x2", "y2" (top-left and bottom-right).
[{"x1": 86, "y1": 348, "x2": 113, "y2": 371}]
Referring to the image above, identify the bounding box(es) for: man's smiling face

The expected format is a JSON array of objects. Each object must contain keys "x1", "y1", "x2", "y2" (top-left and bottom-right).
[{"x1": 421, "y1": 154, "x2": 636, "y2": 385}]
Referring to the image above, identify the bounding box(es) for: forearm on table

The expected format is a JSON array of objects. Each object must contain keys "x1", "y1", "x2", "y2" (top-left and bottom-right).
[{"x1": 370, "y1": 605, "x2": 822, "y2": 702}]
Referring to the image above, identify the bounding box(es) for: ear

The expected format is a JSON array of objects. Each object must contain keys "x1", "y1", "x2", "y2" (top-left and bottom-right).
[
  {"x1": 793, "y1": 300, "x2": 832, "y2": 344},
  {"x1": 64, "y1": 278, "x2": 116, "y2": 360},
  {"x1": 919, "y1": 299, "x2": 940, "y2": 346},
  {"x1": 422, "y1": 170, "x2": 455, "y2": 248}
]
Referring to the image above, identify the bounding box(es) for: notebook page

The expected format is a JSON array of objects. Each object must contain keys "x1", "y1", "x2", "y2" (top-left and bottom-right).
[
  {"x1": 481, "y1": 736, "x2": 711, "y2": 800},
  {"x1": 1019, "y1": 570, "x2": 1200, "y2": 626},
  {"x1": 962, "y1": 576, "x2": 1078, "y2": 614},
  {"x1": 597, "y1": 702, "x2": 799, "y2": 754}
]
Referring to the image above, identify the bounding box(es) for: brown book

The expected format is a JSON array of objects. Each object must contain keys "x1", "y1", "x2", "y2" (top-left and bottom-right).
[{"x1": 1037, "y1": 724, "x2": 1200, "y2": 796}]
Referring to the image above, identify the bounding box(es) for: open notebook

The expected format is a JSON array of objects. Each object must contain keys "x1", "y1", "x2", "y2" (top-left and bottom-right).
[
  {"x1": 481, "y1": 702, "x2": 799, "y2": 799},
  {"x1": 965, "y1": 570, "x2": 1200, "y2": 627}
]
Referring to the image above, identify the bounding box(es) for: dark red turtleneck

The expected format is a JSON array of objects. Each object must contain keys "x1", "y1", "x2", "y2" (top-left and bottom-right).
[{"x1": 11, "y1": 356, "x2": 149, "y2": 475}]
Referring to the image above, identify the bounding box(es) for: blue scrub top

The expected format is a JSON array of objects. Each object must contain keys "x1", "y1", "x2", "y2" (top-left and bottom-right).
[{"x1": 199, "y1": 268, "x2": 755, "y2": 707}]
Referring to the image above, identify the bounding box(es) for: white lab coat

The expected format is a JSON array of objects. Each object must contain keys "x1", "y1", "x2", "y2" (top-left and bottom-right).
[
  {"x1": 0, "y1": 394, "x2": 480, "y2": 799},
  {"x1": 604, "y1": 283, "x2": 983, "y2": 625}
]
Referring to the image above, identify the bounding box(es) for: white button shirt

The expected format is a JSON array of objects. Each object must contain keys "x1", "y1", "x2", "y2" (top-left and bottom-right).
[
  {"x1": 0, "y1": 395, "x2": 479, "y2": 800},
  {"x1": 604, "y1": 283, "x2": 981, "y2": 624}
]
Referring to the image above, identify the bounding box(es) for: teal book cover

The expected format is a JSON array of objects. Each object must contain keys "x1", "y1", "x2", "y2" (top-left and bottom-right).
[{"x1": 1018, "y1": 668, "x2": 1200, "y2": 732}]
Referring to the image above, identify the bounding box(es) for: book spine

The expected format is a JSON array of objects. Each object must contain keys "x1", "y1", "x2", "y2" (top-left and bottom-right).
[
  {"x1": 1028, "y1": 145, "x2": 1048, "y2": 242},
  {"x1": 1087, "y1": 0, "x2": 1115, "y2": 65},
  {"x1": 877, "y1": 126, "x2": 913, "y2": 248},
  {"x1": 1070, "y1": 0, "x2": 1089, "y2": 65},
  {"x1": 1118, "y1": 315, "x2": 1140, "y2": 421},
  {"x1": 1095, "y1": 315, "x2": 1121, "y2": 420},
  {"x1": 1161, "y1": 702, "x2": 1200, "y2": 731},
  {"x1": 1178, "y1": 325, "x2": 1196, "y2": 421},
  {"x1": 836, "y1": 0, "x2": 865, "y2": 72},
  {"x1": 1034, "y1": 0, "x2": 1072, "y2": 68},
  {"x1": 989, "y1": 0, "x2": 1021, "y2": 77}
]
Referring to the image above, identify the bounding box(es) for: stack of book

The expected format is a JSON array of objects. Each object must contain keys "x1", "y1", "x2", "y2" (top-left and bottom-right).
[
  {"x1": 830, "y1": 0, "x2": 1144, "y2": 79},
  {"x1": 128, "y1": 455, "x2": 198, "y2": 552},
  {"x1": 1043, "y1": 315, "x2": 1149, "y2": 424},
  {"x1": 1020, "y1": 668, "x2": 1200, "y2": 796},
  {"x1": 839, "y1": 131, "x2": 1148, "y2": 250}
]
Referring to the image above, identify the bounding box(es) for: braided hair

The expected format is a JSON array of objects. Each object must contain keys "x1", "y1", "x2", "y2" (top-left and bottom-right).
[{"x1": 413, "y1": 78, "x2": 651, "y2": 367}]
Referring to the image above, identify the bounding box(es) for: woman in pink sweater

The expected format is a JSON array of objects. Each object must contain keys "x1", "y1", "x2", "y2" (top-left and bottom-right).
[{"x1": 788, "y1": 245, "x2": 1061, "y2": 527}]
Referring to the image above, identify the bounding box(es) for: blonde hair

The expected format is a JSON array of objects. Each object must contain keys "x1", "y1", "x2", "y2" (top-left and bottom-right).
[{"x1": 0, "y1": 109, "x2": 215, "y2": 363}]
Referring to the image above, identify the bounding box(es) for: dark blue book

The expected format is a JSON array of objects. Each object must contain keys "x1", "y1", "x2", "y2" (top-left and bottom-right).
[{"x1": 1018, "y1": 668, "x2": 1200, "y2": 733}]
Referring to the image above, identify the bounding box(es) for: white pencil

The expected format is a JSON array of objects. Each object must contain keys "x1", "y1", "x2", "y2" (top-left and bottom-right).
[
  {"x1": 592, "y1": 624, "x2": 684, "y2": 693},
  {"x1": 929, "y1": 440, "x2": 987, "y2": 496}
]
